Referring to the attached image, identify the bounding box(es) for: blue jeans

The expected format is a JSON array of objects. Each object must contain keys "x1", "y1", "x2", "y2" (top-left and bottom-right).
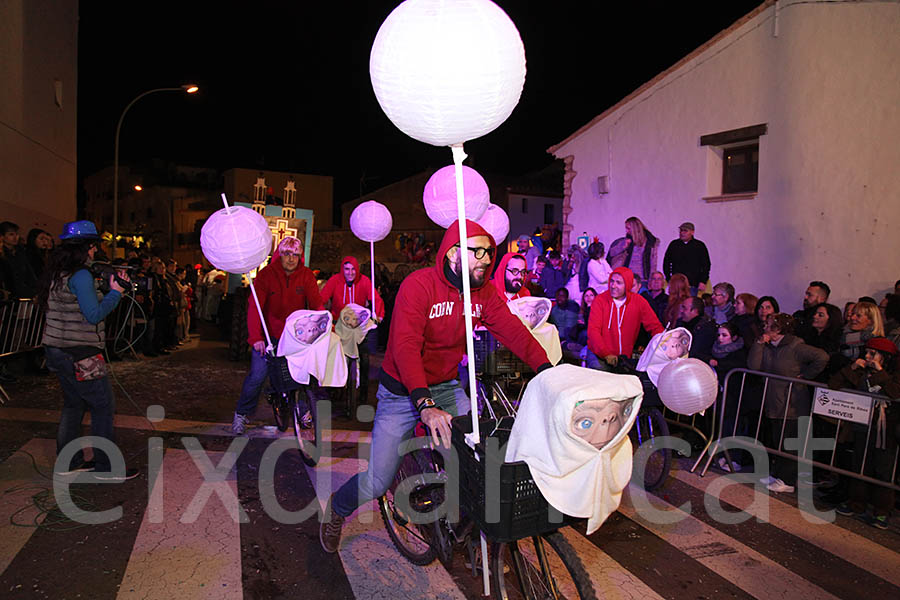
[
  {"x1": 45, "y1": 346, "x2": 117, "y2": 471},
  {"x1": 236, "y1": 348, "x2": 268, "y2": 416},
  {"x1": 332, "y1": 380, "x2": 469, "y2": 517}
]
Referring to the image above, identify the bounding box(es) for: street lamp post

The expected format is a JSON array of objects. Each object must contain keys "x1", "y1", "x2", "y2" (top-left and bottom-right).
[{"x1": 112, "y1": 84, "x2": 198, "y2": 255}]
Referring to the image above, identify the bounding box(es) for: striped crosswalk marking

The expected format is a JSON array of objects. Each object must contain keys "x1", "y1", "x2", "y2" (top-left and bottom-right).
[
  {"x1": 0, "y1": 427, "x2": 898, "y2": 599},
  {"x1": 619, "y1": 484, "x2": 841, "y2": 600},
  {"x1": 117, "y1": 448, "x2": 244, "y2": 599},
  {"x1": 672, "y1": 468, "x2": 900, "y2": 587},
  {"x1": 0, "y1": 438, "x2": 56, "y2": 575}
]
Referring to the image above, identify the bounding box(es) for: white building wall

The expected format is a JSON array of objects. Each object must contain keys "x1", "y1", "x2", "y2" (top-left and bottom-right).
[{"x1": 552, "y1": 1, "x2": 900, "y2": 312}]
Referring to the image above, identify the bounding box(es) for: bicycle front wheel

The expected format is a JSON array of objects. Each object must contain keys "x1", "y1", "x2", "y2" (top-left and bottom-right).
[
  {"x1": 490, "y1": 531, "x2": 597, "y2": 599},
  {"x1": 293, "y1": 387, "x2": 320, "y2": 467},
  {"x1": 378, "y1": 451, "x2": 439, "y2": 565},
  {"x1": 630, "y1": 407, "x2": 672, "y2": 492}
]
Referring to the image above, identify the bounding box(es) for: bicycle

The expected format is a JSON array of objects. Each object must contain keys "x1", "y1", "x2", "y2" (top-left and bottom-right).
[
  {"x1": 337, "y1": 355, "x2": 358, "y2": 418},
  {"x1": 264, "y1": 353, "x2": 321, "y2": 467},
  {"x1": 378, "y1": 410, "x2": 598, "y2": 599}
]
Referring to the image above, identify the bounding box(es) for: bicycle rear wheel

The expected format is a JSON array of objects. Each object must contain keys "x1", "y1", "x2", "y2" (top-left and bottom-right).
[
  {"x1": 630, "y1": 407, "x2": 672, "y2": 492},
  {"x1": 490, "y1": 531, "x2": 597, "y2": 599},
  {"x1": 378, "y1": 450, "x2": 440, "y2": 565},
  {"x1": 293, "y1": 386, "x2": 320, "y2": 467}
]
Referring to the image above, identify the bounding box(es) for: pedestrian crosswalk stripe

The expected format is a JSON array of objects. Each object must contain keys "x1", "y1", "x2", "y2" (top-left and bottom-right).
[
  {"x1": 672, "y1": 468, "x2": 900, "y2": 587},
  {"x1": 116, "y1": 448, "x2": 243, "y2": 599}
]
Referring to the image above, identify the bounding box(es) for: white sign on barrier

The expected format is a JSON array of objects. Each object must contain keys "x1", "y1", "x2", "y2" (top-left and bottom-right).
[{"x1": 813, "y1": 387, "x2": 873, "y2": 425}]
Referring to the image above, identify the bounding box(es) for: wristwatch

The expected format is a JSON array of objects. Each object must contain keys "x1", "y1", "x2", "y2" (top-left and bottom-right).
[{"x1": 416, "y1": 397, "x2": 436, "y2": 413}]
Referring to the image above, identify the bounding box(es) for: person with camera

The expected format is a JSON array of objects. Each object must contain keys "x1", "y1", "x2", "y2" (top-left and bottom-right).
[{"x1": 37, "y1": 220, "x2": 138, "y2": 480}]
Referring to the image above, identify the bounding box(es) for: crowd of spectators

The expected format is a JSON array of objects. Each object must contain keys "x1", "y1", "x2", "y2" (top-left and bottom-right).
[{"x1": 514, "y1": 217, "x2": 898, "y2": 526}]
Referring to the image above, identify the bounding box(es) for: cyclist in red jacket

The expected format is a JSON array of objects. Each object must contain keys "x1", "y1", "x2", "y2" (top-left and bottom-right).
[{"x1": 320, "y1": 219, "x2": 553, "y2": 553}]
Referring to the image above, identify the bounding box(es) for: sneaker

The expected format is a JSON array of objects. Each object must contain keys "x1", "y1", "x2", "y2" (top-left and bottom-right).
[
  {"x1": 835, "y1": 503, "x2": 856, "y2": 516},
  {"x1": 718, "y1": 458, "x2": 742, "y2": 472},
  {"x1": 91, "y1": 467, "x2": 140, "y2": 481},
  {"x1": 767, "y1": 478, "x2": 795, "y2": 493},
  {"x1": 320, "y1": 498, "x2": 345, "y2": 554},
  {"x1": 759, "y1": 475, "x2": 777, "y2": 486},
  {"x1": 232, "y1": 413, "x2": 250, "y2": 435},
  {"x1": 54, "y1": 460, "x2": 96, "y2": 476},
  {"x1": 870, "y1": 515, "x2": 889, "y2": 530}
]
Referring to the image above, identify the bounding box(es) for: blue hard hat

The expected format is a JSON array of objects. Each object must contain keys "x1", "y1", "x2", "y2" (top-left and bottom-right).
[{"x1": 59, "y1": 220, "x2": 100, "y2": 241}]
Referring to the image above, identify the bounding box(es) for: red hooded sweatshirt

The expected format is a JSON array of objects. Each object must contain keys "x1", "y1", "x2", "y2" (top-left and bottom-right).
[
  {"x1": 246, "y1": 255, "x2": 324, "y2": 347},
  {"x1": 587, "y1": 266, "x2": 663, "y2": 359},
  {"x1": 380, "y1": 220, "x2": 552, "y2": 404},
  {"x1": 320, "y1": 255, "x2": 385, "y2": 322},
  {"x1": 491, "y1": 252, "x2": 531, "y2": 302}
]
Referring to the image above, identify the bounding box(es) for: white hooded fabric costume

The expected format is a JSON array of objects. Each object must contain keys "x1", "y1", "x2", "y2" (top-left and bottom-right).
[
  {"x1": 506, "y1": 364, "x2": 642, "y2": 534},
  {"x1": 334, "y1": 303, "x2": 376, "y2": 360},
  {"x1": 635, "y1": 327, "x2": 693, "y2": 387},
  {"x1": 507, "y1": 296, "x2": 562, "y2": 366},
  {"x1": 277, "y1": 310, "x2": 348, "y2": 387}
]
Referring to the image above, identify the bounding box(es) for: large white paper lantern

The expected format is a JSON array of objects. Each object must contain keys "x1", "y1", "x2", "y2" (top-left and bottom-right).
[
  {"x1": 657, "y1": 358, "x2": 718, "y2": 416},
  {"x1": 370, "y1": 0, "x2": 526, "y2": 146},
  {"x1": 476, "y1": 203, "x2": 509, "y2": 245},
  {"x1": 200, "y1": 206, "x2": 273, "y2": 274},
  {"x1": 423, "y1": 165, "x2": 489, "y2": 228},
  {"x1": 350, "y1": 201, "x2": 393, "y2": 242}
]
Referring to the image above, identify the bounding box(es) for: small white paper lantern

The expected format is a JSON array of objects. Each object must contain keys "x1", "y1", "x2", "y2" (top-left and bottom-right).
[
  {"x1": 657, "y1": 358, "x2": 718, "y2": 416},
  {"x1": 476, "y1": 203, "x2": 510, "y2": 245},
  {"x1": 350, "y1": 201, "x2": 393, "y2": 242},
  {"x1": 423, "y1": 165, "x2": 489, "y2": 228},
  {"x1": 201, "y1": 206, "x2": 273, "y2": 274},
  {"x1": 370, "y1": 0, "x2": 526, "y2": 146}
]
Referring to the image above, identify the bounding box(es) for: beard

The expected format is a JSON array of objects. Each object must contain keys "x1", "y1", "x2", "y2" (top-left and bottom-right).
[
  {"x1": 505, "y1": 277, "x2": 522, "y2": 293},
  {"x1": 453, "y1": 259, "x2": 486, "y2": 287}
]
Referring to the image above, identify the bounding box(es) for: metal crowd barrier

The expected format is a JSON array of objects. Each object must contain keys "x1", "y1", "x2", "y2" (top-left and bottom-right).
[
  {"x1": 0, "y1": 298, "x2": 46, "y2": 403},
  {"x1": 0, "y1": 298, "x2": 45, "y2": 359},
  {"x1": 698, "y1": 367, "x2": 899, "y2": 492}
]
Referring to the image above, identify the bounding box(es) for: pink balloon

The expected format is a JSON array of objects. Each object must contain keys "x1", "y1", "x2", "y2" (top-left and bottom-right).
[{"x1": 657, "y1": 358, "x2": 718, "y2": 416}]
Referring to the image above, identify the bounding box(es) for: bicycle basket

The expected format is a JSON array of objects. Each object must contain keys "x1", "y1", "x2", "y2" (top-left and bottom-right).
[
  {"x1": 266, "y1": 355, "x2": 301, "y2": 394},
  {"x1": 472, "y1": 331, "x2": 531, "y2": 377},
  {"x1": 450, "y1": 416, "x2": 576, "y2": 543}
]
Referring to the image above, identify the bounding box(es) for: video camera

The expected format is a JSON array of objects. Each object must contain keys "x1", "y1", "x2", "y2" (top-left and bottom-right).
[{"x1": 90, "y1": 261, "x2": 137, "y2": 293}]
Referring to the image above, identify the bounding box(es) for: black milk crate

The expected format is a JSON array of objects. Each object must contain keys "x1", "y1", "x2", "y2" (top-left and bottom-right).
[
  {"x1": 472, "y1": 330, "x2": 531, "y2": 377},
  {"x1": 450, "y1": 415, "x2": 576, "y2": 543},
  {"x1": 265, "y1": 354, "x2": 301, "y2": 394}
]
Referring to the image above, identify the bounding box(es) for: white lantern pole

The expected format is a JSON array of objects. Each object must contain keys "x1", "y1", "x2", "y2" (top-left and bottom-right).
[
  {"x1": 221, "y1": 193, "x2": 274, "y2": 352},
  {"x1": 451, "y1": 144, "x2": 481, "y2": 445},
  {"x1": 450, "y1": 143, "x2": 490, "y2": 598},
  {"x1": 370, "y1": 241, "x2": 377, "y2": 319}
]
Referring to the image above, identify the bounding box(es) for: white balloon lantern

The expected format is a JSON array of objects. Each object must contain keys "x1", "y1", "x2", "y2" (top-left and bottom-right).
[
  {"x1": 350, "y1": 200, "x2": 393, "y2": 242},
  {"x1": 657, "y1": 358, "x2": 719, "y2": 416},
  {"x1": 200, "y1": 206, "x2": 273, "y2": 274},
  {"x1": 423, "y1": 165, "x2": 489, "y2": 228},
  {"x1": 476, "y1": 203, "x2": 510, "y2": 245},
  {"x1": 369, "y1": 0, "x2": 526, "y2": 147}
]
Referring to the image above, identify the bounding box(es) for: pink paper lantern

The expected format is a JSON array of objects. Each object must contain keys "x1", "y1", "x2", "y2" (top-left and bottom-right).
[
  {"x1": 350, "y1": 200, "x2": 393, "y2": 242},
  {"x1": 423, "y1": 164, "x2": 489, "y2": 228},
  {"x1": 476, "y1": 203, "x2": 510, "y2": 244},
  {"x1": 657, "y1": 358, "x2": 718, "y2": 416}
]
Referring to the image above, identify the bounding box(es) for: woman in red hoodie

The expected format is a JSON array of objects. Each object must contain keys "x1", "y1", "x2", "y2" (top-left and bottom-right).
[
  {"x1": 586, "y1": 266, "x2": 664, "y2": 370},
  {"x1": 320, "y1": 220, "x2": 553, "y2": 554}
]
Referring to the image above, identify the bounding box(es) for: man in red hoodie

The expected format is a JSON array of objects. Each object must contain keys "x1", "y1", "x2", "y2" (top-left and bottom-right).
[
  {"x1": 231, "y1": 236, "x2": 323, "y2": 434},
  {"x1": 320, "y1": 220, "x2": 553, "y2": 553},
  {"x1": 320, "y1": 256, "x2": 385, "y2": 397},
  {"x1": 587, "y1": 266, "x2": 663, "y2": 370},
  {"x1": 491, "y1": 252, "x2": 531, "y2": 302}
]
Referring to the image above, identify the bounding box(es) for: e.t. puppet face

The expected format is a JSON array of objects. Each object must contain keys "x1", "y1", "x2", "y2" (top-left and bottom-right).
[
  {"x1": 659, "y1": 330, "x2": 690, "y2": 360},
  {"x1": 518, "y1": 298, "x2": 549, "y2": 330},
  {"x1": 569, "y1": 399, "x2": 630, "y2": 450},
  {"x1": 294, "y1": 314, "x2": 329, "y2": 345}
]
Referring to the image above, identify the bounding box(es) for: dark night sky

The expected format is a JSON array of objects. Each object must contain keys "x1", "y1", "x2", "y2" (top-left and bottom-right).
[{"x1": 77, "y1": 1, "x2": 762, "y2": 206}]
